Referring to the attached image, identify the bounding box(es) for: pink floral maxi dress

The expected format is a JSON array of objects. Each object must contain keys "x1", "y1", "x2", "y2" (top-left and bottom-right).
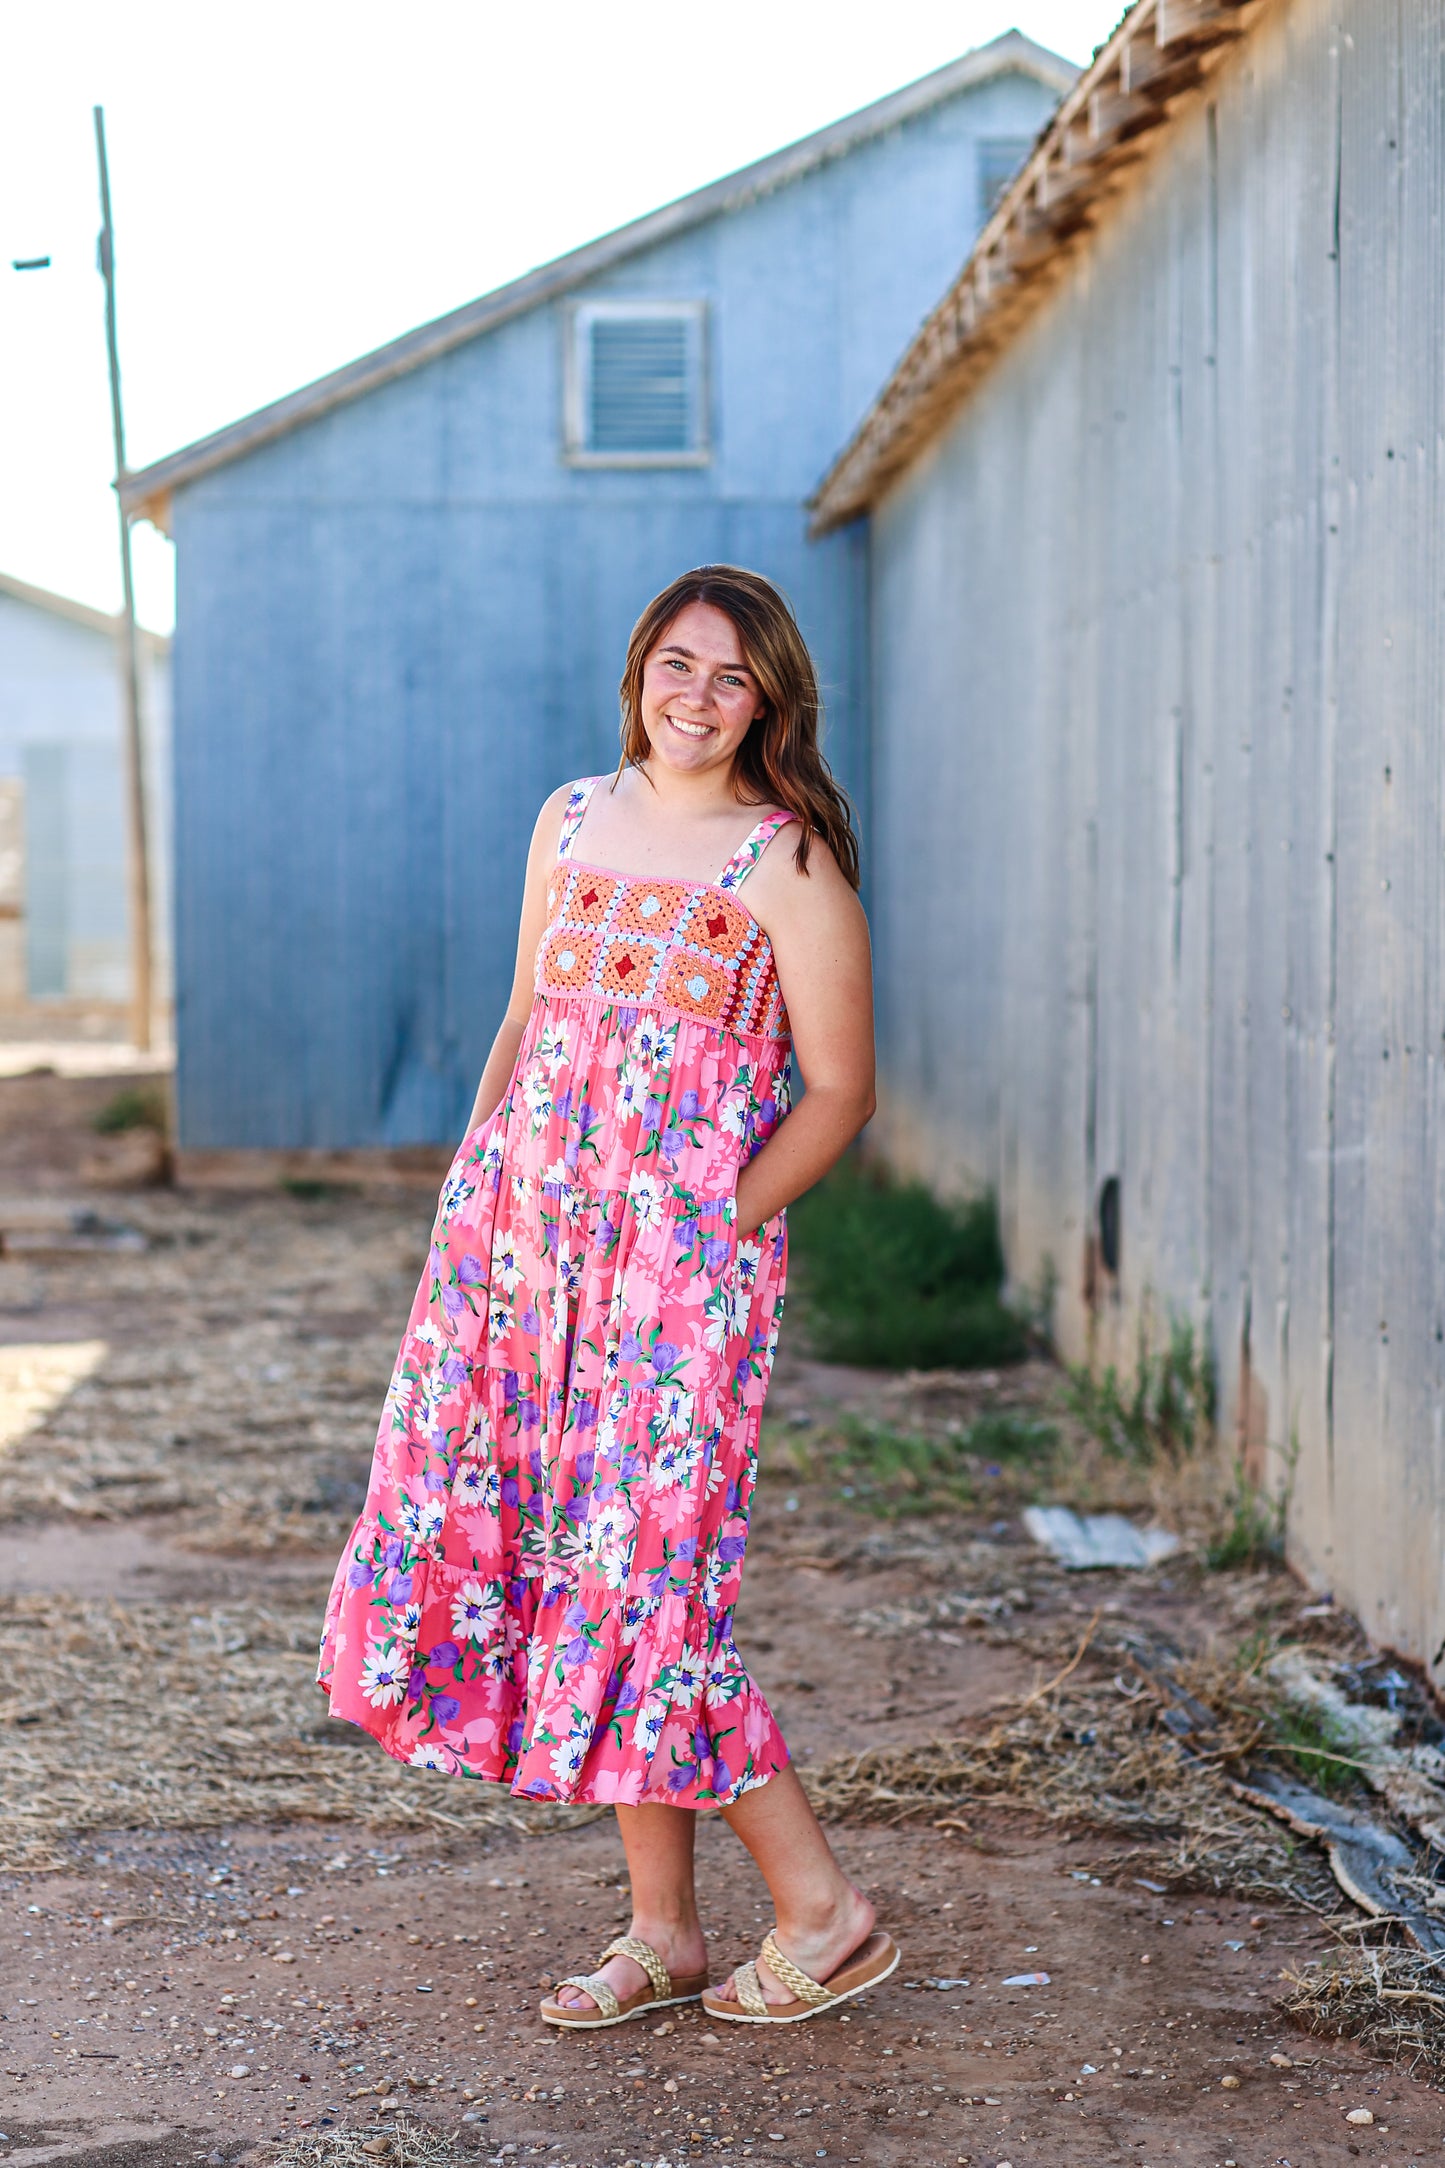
[{"x1": 318, "y1": 778, "x2": 796, "y2": 1807}]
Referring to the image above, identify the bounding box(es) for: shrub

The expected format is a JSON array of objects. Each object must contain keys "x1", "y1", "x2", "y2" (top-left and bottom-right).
[
  {"x1": 786, "y1": 1158, "x2": 1027, "y2": 1370},
  {"x1": 91, "y1": 1083, "x2": 169, "y2": 1136}
]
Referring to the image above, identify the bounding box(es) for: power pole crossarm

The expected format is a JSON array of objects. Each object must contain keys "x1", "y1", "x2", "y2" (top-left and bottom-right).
[{"x1": 94, "y1": 103, "x2": 153, "y2": 1054}]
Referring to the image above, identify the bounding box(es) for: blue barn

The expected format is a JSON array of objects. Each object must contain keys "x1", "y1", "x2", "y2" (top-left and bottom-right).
[{"x1": 124, "y1": 33, "x2": 1071, "y2": 1151}]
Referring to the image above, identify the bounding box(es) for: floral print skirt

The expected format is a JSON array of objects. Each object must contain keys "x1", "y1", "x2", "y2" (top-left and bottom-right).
[{"x1": 318, "y1": 993, "x2": 792, "y2": 1808}]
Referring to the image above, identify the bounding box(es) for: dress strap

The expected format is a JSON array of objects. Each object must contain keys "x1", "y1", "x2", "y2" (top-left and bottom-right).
[
  {"x1": 716, "y1": 808, "x2": 798, "y2": 894},
  {"x1": 556, "y1": 776, "x2": 603, "y2": 861}
]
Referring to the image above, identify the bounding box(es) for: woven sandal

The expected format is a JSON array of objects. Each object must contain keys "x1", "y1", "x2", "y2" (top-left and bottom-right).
[
  {"x1": 539, "y1": 1934, "x2": 709, "y2": 2031},
  {"x1": 701, "y1": 1927, "x2": 900, "y2": 2025}
]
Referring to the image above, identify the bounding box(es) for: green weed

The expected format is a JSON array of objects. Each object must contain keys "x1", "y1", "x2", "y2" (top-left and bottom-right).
[
  {"x1": 91, "y1": 1083, "x2": 169, "y2": 1136},
  {"x1": 787, "y1": 1160, "x2": 1028, "y2": 1371},
  {"x1": 1065, "y1": 1318, "x2": 1214, "y2": 1464},
  {"x1": 280, "y1": 1177, "x2": 345, "y2": 1202},
  {"x1": 1206, "y1": 1460, "x2": 1288, "y2": 1571},
  {"x1": 799, "y1": 1408, "x2": 1058, "y2": 1518}
]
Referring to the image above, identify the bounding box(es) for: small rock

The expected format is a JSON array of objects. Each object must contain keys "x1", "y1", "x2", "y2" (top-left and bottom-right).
[
  {"x1": 1344, "y1": 2107, "x2": 1374, "y2": 2125},
  {"x1": 273, "y1": 1951, "x2": 296, "y2": 1965},
  {"x1": 1220, "y1": 2074, "x2": 1240, "y2": 2090},
  {"x1": 538, "y1": 1972, "x2": 556, "y2": 1989},
  {"x1": 362, "y1": 2144, "x2": 393, "y2": 2160},
  {"x1": 698, "y1": 2032, "x2": 722, "y2": 2046},
  {"x1": 1269, "y1": 2052, "x2": 1293, "y2": 2068},
  {"x1": 229, "y1": 2063, "x2": 251, "y2": 2078},
  {"x1": 652, "y1": 2019, "x2": 674, "y2": 2036},
  {"x1": 1139, "y1": 1953, "x2": 1151, "y2": 1965}
]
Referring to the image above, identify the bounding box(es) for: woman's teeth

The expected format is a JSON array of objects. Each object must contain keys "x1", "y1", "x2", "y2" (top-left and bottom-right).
[{"x1": 668, "y1": 717, "x2": 711, "y2": 738}]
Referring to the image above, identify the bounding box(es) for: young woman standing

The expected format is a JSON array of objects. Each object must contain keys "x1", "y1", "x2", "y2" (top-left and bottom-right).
[{"x1": 319, "y1": 565, "x2": 895, "y2": 2027}]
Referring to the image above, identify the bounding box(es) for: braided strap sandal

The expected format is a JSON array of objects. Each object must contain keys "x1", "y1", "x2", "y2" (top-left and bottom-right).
[
  {"x1": 702, "y1": 1927, "x2": 900, "y2": 2025},
  {"x1": 539, "y1": 1934, "x2": 710, "y2": 2031}
]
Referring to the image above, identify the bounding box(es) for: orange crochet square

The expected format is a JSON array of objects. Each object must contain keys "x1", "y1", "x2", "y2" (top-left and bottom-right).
[
  {"x1": 614, "y1": 879, "x2": 689, "y2": 938},
  {"x1": 598, "y1": 933, "x2": 661, "y2": 997},
  {"x1": 678, "y1": 891, "x2": 751, "y2": 962},
  {"x1": 539, "y1": 926, "x2": 601, "y2": 992},
  {"x1": 567, "y1": 870, "x2": 620, "y2": 927},
  {"x1": 660, "y1": 949, "x2": 731, "y2": 1021}
]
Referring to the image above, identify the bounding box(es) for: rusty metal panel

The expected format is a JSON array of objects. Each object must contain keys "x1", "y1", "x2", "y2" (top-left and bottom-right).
[{"x1": 867, "y1": 0, "x2": 1445, "y2": 1673}]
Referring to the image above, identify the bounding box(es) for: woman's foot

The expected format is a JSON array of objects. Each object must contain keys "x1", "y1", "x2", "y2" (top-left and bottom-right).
[
  {"x1": 713, "y1": 1884, "x2": 876, "y2": 2007},
  {"x1": 550, "y1": 1918, "x2": 709, "y2": 2014}
]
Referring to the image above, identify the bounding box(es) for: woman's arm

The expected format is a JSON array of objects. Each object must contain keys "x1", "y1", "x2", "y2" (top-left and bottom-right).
[
  {"x1": 732, "y1": 837, "x2": 876, "y2": 1233},
  {"x1": 461, "y1": 788, "x2": 571, "y2": 1137}
]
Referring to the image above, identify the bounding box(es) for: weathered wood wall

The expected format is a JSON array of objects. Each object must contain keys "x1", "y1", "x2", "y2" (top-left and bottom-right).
[{"x1": 868, "y1": 0, "x2": 1445, "y2": 1670}]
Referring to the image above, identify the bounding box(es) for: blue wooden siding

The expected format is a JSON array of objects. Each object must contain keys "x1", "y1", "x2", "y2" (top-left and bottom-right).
[{"x1": 170, "y1": 67, "x2": 1058, "y2": 1147}]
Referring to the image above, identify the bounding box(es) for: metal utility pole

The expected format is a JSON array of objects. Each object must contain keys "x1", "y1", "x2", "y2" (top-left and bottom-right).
[{"x1": 94, "y1": 104, "x2": 153, "y2": 1052}]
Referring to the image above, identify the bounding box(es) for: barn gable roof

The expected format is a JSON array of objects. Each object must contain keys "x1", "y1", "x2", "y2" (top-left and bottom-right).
[
  {"x1": 0, "y1": 567, "x2": 168, "y2": 650},
  {"x1": 810, "y1": 0, "x2": 1277, "y2": 532},
  {"x1": 121, "y1": 31, "x2": 1076, "y2": 533}
]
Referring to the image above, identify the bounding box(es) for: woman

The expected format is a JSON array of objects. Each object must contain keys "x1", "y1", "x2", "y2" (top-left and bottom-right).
[{"x1": 319, "y1": 564, "x2": 896, "y2": 2028}]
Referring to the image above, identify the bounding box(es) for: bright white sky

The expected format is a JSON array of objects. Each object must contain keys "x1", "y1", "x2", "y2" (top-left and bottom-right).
[{"x1": 0, "y1": 3, "x2": 1118, "y2": 632}]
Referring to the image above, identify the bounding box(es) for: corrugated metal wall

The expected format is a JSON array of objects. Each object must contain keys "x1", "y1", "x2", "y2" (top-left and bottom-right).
[{"x1": 868, "y1": 0, "x2": 1445, "y2": 1671}]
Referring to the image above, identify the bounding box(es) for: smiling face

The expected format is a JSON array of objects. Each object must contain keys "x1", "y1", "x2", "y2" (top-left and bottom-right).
[{"x1": 638, "y1": 600, "x2": 767, "y2": 780}]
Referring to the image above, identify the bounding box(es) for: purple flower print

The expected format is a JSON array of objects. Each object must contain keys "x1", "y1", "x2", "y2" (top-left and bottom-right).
[
  {"x1": 734, "y1": 1357, "x2": 751, "y2": 1388},
  {"x1": 660, "y1": 1128, "x2": 684, "y2": 1165},
  {"x1": 717, "y1": 1535, "x2": 747, "y2": 1563},
  {"x1": 428, "y1": 1640, "x2": 460, "y2": 1670},
  {"x1": 759, "y1": 1097, "x2": 777, "y2": 1127},
  {"x1": 620, "y1": 1331, "x2": 643, "y2": 1363},
  {"x1": 574, "y1": 1448, "x2": 595, "y2": 1485},
  {"x1": 428, "y1": 1244, "x2": 445, "y2": 1278},
  {"x1": 431, "y1": 1695, "x2": 460, "y2": 1726},
  {"x1": 346, "y1": 1561, "x2": 374, "y2": 1590},
  {"x1": 500, "y1": 1476, "x2": 520, "y2": 1508},
  {"x1": 441, "y1": 1286, "x2": 466, "y2": 1319},
  {"x1": 407, "y1": 1668, "x2": 426, "y2": 1702},
  {"x1": 692, "y1": 1726, "x2": 711, "y2": 1760},
  {"x1": 574, "y1": 1397, "x2": 597, "y2": 1433},
  {"x1": 382, "y1": 1537, "x2": 405, "y2": 1569},
  {"x1": 713, "y1": 1757, "x2": 733, "y2": 1796},
  {"x1": 439, "y1": 1354, "x2": 468, "y2": 1387},
  {"x1": 521, "y1": 1305, "x2": 540, "y2": 1334},
  {"x1": 422, "y1": 1465, "x2": 448, "y2": 1493},
  {"x1": 651, "y1": 1340, "x2": 680, "y2": 1374},
  {"x1": 616, "y1": 1679, "x2": 640, "y2": 1711},
  {"x1": 565, "y1": 1597, "x2": 589, "y2": 1631},
  {"x1": 667, "y1": 1765, "x2": 695, "y2": 1792},
  {"x1": 506, "y1": 1718, "x2": 526, "y2": 1753},
  {"x1": 507, "y1": 1575, "x2": 528, "y2": 1605},
  {"x1": 678, "y1": 1088, "x2": 701, "y2": 1120},
  {"x1": 724, "y1": 1479, "x2": 740, "y2": 1512},
  {"x1": 527, "y1": 1445, "x2": 543, "y2": 1481},
  {"x1": 456, "y1": 1254, "x2": 485, "y2": 1286},
  {"x1": 556, "y1": 1086, "x2": 574, "y2": 1122},
  {"x1": 563, "y1": 1634, "x2": 591, "y2": 1667},
  {"x1": 518, "y1": 1396, "x2": 541, "y2": 1432},
  {"x1": 701, "y1": 1234, "x2": 730, "y2": 1272},
  {"x1": 548, "y1": 1386, "x2": 567, "y2": 1421},
  {"x1": 642, "y1": 1096, "x2": 662, "y2": 1132},
  {"x1": 540, "y1": 1582, "x2": 568, "y2": 1610},
  {"x1": 597, "y1": 1218, "x2": 616, "y2": 1249},
  {"x1": 674, "y1": 1216, "x2": 698, "y2": 1250},
  {"x1": 618, "y1": 1004, "x2": 638, "y2": 1029},
  {"x1": 564, "y1": 1136, "x2": 579, "y2": 1171},
  {"x1": 386, "y1": 1571, "x2": 414, "y2": 1604},
  {"x1": 502, "y1": 1370, "x2": 519, "y2": 1404},
  {"x1": 674, "y1": 1537, "x2": 697, "y2": 1562}
]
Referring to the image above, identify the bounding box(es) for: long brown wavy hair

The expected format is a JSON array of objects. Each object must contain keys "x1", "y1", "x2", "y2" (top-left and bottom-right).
[{"x1": 616, "y1": 564, "x2": 860, "y2": 889}]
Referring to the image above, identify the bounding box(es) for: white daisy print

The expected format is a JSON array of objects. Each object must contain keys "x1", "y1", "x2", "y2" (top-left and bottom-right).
[
  {"x1": 360, "y1": 1642, "x2": 408, "y2": 1709},
  {"x1": 452, "y1": 1578, "x2": 503, "y2": 1645}
]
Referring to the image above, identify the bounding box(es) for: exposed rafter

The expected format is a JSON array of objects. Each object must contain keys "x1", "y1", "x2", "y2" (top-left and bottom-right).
[{"x1": 809, "y1": 0, "x2": 1268, "y2": 534}]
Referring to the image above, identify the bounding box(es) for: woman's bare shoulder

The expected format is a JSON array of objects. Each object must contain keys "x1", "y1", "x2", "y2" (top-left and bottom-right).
[{"x1": 745, "y1": 822, "x2": 865, "y2": 932}]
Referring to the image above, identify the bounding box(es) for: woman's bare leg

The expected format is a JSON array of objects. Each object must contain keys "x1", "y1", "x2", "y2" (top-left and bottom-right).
[
  {"x1": 551, "y1": 1801, "x2": 709, "y2": 2012},
  {"x1": 715, "y1": 1765, "x2": 875, "y2": 2002}
]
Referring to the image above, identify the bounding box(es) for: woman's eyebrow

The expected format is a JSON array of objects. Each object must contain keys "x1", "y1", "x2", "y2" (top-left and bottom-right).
[{"x1": 658, "y1": 643, "x2": 753, "y2": 673}]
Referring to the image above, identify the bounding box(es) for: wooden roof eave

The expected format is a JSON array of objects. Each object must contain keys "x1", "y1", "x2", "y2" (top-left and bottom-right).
[{"x1": 808, "y1": 0, "x2": 1271, "y2": 535}]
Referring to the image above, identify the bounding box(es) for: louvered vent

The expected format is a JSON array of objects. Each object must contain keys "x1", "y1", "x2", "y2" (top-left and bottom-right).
[{"x1": 588, "y1": 314, "x2": 692, "y2": 453}]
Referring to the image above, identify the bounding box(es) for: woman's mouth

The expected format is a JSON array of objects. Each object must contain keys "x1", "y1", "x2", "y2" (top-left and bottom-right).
[{"x1": 666, "y1": 715, "x2": 712, "y2": 740}]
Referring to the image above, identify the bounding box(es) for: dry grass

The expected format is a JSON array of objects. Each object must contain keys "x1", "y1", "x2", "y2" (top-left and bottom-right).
[
  {"x1": 0, "y1": 1591, "x2": 597, "y2": 1872},
  {"x1": 806, "y1": 1623, "x2": 1334, "y2": 1907},
  {"x1": 256, "y1": 2120, "x2": 463, "y2": 2168},
  {"x1": 1283, "y1": 1933, "x2": 1445, "y2": 2069}
]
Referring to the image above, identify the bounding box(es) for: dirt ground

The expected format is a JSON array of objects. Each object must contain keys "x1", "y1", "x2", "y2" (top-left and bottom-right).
[{"x1": 2, "y1": 1068, "x2": 1444, "y2": 2168}]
